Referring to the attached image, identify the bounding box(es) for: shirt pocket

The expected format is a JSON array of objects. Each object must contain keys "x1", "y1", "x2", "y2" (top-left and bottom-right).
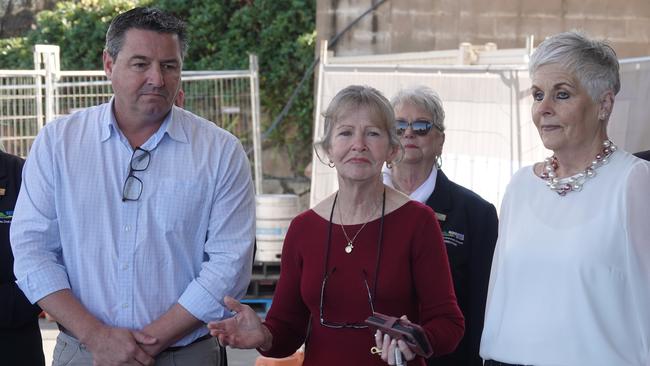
[{"x1": 153, "y1": 178, "x2": 209, "y2": 233}]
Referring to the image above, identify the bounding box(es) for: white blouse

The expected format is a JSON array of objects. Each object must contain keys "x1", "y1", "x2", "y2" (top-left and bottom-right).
[{"x1": 480, "y1": 150, "x2": 650, "y2": 366}]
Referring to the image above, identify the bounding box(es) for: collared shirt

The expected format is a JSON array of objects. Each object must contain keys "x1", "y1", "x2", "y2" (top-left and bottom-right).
[
  {"x1": 11, "y1": 100, "x2": 255, "y2": 346},
  {"x1": 382, "y1": 164, "x2": 437, "y2": 203}
]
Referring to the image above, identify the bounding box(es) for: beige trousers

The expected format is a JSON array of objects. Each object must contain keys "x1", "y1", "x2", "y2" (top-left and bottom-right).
[{"x1": 52, "y1": 330, "x2": 224, "y2": 366}]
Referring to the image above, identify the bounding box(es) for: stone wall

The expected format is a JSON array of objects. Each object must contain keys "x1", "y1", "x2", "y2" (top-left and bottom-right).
[
  {"x1": 0, "y1": 0, "x2": 55, "y2": 37},
  {"x1": 317, "y1": 0, "x2": 650, "y2": 58}
]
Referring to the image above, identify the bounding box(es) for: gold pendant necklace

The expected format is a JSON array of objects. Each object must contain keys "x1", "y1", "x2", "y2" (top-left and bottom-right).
[{"x1": 337, "y1": 194, "x2": 379, "y2": 254}]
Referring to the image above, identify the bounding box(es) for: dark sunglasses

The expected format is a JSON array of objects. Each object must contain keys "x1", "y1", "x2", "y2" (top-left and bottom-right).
[{"x1": 396, "y1": 119, "x2": 434, "y2": 136}]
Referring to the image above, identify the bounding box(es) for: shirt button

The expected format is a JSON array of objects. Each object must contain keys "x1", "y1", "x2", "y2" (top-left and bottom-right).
[
  {"x1": 122, "y1": 303, "x2": 129, "y2": 309},
  {"x1": 124, "y1": 225, "x2": 131, "y2": 232},
  {"x1": 122, "y1": 264, "x2": 129, "y2": 271}
]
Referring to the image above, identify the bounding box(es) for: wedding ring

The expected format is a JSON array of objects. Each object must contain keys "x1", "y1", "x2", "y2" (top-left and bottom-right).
[{"x1": 370, "y1": 346, "x2": 382, "y2": 355}]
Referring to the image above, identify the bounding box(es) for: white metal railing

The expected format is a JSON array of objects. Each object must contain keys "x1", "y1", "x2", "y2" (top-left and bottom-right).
[{"x1": 0, "y1": 45, "x2": 263, "y2": 193}]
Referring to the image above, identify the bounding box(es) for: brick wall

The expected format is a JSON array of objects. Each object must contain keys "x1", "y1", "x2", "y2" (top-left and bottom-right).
[{"x1": 317, "y1": 0, "x2": 650, "y2": 58}]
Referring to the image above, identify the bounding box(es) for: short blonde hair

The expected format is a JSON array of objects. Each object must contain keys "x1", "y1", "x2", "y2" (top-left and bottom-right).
[{"x1": 315, "y1": 85, "x2": 401, "y2": 156}]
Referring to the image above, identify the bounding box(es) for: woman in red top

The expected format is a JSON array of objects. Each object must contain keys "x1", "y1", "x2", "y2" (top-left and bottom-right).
[{"x1": 208, "y1": 85, "x2": 464, "y2": 365}]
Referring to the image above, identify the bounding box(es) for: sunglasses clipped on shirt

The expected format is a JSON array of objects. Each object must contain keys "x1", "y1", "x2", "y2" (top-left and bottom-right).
[{"x1": 396, "y1": 119, "x2": 438, "y2": 136}]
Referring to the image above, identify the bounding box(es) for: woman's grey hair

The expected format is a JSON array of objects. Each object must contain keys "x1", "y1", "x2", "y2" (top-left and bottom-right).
[
  {"x1": 314, "y1": 85, "x2": 401, "y2": 161},
  {"x1": 391, "y1": 86, "x2": 445, "y2": 132},
  {"x1": 529, "y1": 31, "x2": 620, "y2": 101},
  {"x1": 105, "y1": 7, "x2": 188, "y2": 60}
]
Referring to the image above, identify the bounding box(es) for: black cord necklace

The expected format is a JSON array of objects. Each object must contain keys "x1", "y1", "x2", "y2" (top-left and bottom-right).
[{"x1": 322, "y1": 188, "x2": 386, "y2": 299}]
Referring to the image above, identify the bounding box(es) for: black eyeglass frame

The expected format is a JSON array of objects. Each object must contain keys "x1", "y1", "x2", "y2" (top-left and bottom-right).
[
  {"x1": 122, "y1": 147, "x2": 151, "y2": 202},
  {"x1": 395, "y1": 119, "x2": 434, "y2": 136},
  {"x1": 319, "y1": 267, "x2": 376, "y2": 329},
  {"x1": 319, "y1": 189, "x2": 386, "y2": 329}
]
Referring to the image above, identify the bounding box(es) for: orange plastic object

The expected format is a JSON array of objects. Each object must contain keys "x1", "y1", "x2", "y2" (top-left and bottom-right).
[{"x1": 254, "y1": 350, "x2": 304, "y2": 366}]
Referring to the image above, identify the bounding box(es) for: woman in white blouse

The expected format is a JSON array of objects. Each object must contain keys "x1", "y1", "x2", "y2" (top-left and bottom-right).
[{"x1": 480, "y1": 31, "x2": 650, "y2": 366}]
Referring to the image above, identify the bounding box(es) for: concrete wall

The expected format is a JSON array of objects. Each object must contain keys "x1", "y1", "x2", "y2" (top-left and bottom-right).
[{"x1": 317, "y1": 0, "x2": 650, "y2": 58}]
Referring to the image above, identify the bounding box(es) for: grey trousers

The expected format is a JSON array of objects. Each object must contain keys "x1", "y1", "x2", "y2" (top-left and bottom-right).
[{"x1": 52, "y1": 331, "x2": 224, "y2": 366}]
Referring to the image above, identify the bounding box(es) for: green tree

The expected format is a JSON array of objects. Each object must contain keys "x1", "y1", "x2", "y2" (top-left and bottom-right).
[
  {"x1": 27, "y1": 0, "x2": 147, "y2": 69},
  {"x1": 0, "y1": 37, "x2": 32, "y2": 68},
  {"x1": 156, "y1": 0, "x2": 317, "y2": 175}
]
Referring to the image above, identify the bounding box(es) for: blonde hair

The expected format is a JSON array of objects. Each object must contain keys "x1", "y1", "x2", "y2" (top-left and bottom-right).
[{"x1": 314, "y1": 85, "x2": 401, "y2": 159}]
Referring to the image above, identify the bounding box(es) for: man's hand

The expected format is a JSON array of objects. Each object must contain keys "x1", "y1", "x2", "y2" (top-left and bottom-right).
[
  {"x1": 37, "y1": 290, "x2": 156, "y2": 365},
  {"x1": 83, "y1": 324, "x2": 157, "y2": 366},
  {"x1": 139, "y1": 303, "x2": 205, "y2": 357}
]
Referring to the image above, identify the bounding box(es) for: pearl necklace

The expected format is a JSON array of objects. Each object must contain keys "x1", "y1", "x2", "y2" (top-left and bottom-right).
[{"x1": 540, "y1": 139, "x2": 617, "y2": 196}]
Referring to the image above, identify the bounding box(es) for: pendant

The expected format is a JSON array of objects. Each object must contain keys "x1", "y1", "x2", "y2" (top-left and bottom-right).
[{"x1": 345, "y1": 242, "x2": 354, "y2": 254}]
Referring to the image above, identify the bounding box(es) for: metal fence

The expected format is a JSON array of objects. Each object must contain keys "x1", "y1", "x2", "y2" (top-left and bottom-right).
[{"x1": 0, "y1": 44, "x2": 263, "y2": 193}]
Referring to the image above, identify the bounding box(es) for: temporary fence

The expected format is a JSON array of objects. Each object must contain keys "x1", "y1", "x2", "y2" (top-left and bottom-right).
[
  {"x1": 310, "y1": 41, "x2": 650, "y2": 210},
  {"x1": 0, "y1": 44, "x2": 263, "y2": 193}
]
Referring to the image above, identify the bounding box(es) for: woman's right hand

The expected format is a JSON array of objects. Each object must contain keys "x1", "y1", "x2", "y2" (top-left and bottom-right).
[
  {"x1": 374, "y1": 315, "x2": 417, "y2": 366},
  {"x1": 207, "y1": 296, "x2": 272, "y2": 350}
]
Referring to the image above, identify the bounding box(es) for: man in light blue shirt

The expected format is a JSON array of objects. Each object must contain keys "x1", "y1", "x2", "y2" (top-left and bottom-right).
[{"x1": 10, "y1": 7, "x2": 255, "y2": 365}]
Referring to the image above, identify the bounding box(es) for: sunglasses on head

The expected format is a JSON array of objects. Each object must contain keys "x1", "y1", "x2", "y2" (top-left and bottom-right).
[{"x1": 396, "y1": 119, "x2": 434, "y2": 136}]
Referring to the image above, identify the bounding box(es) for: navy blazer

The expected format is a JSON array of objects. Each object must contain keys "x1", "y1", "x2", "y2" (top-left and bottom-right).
[
  {"x1": 634, "y1": 150, "x2": 650, "y2": 161},
  {"x1": 0, "y1": 151, "x2": 41, "y2": 329},
  {"x1": 425, "y1": 170, "x2": 498, "y2": 366}
]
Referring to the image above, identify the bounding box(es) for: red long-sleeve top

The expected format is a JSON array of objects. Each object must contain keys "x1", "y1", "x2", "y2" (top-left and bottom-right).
[{"x1": 260, "y1": 201, "x2": 464, "y2": 365}]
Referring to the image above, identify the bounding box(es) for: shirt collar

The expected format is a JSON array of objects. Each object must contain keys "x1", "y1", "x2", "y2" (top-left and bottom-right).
[
  {"x1": 381, "y1": 163, "x2": 438, "y2": 203},
  {"x1": 99, "y1": 98, "x2": 189, "y2": 147},
  {"x1": 164, "y1": 107, "x2": 189, "y2": 144}
]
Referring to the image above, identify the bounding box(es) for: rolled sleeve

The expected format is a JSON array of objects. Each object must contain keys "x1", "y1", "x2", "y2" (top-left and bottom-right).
[
  {"x1": 179, "y1": 137, "x2": 255, "y2": 322},
  {"x1": 11, "y1": 126, "x2": 70, "y2": 304},
  {"x1": 15, "y1": 264, "x2": 70, "y2": 304}
]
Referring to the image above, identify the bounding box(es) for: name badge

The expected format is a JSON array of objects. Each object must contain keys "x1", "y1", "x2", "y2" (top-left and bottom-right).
[{"x1": 443, "y1": 230, "x2": 465, "y2": 247}]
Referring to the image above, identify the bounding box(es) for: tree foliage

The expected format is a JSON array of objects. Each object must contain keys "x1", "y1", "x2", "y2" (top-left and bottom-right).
[
  {"x1": 0, "y1": 37, "x2": 32, "y2": 68},
  {"x1": 1, "y1": 0, "x2": 316, "y2": 175},
  {"x1": 30, "y1": 0, "x2": 144, "y2": 69},
  {"x1": 157, "y1": 0, "x2": 317, "y2": 174}
]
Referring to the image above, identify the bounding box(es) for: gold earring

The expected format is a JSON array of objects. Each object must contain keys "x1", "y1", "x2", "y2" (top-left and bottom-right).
[{"x1": 386, "y1": 161, "x2": 393, "y2": 169}]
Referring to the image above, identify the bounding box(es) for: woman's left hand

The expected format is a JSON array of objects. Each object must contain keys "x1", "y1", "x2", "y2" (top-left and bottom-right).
[{"x1": 374, "y1": 315, "x2": 416, "y2": 365}]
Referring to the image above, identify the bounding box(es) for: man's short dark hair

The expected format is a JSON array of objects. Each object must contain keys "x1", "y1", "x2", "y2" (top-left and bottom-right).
[{"x1": 105, "y1": 7, "x2": 188, "y2": 60}]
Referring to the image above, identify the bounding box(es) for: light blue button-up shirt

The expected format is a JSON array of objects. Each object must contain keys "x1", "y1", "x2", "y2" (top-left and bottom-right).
[{"x1": 11, "y1": 100, "x2": 255, "y2": 346}]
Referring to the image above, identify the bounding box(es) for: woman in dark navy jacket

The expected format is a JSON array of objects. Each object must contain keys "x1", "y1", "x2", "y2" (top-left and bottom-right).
[
  {"x1": 635, "y1": 150, "x2": 650, "y2": 161},
  {"x1": 0, "y1": 150, "x2": 45, "y2": 365},
  {"x1": 382, "y1": 86, "x2": 498, "y2": 366}
]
